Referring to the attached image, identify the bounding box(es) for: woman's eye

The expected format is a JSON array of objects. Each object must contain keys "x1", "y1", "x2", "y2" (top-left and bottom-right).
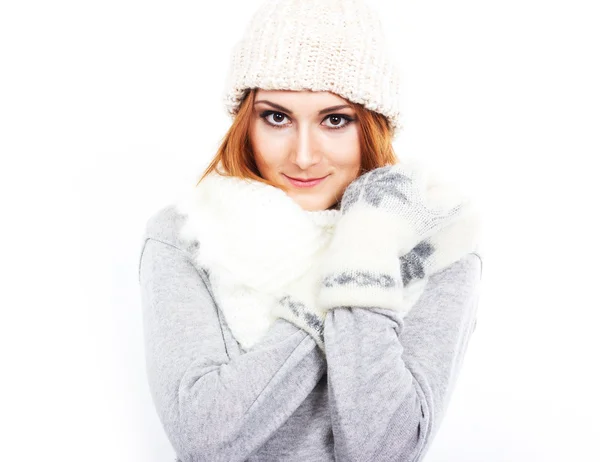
[
  {"x1": 322, "y1": 114, "x2": 352, "y2": 129},
  {"x1": 264, "y1": 111, "x2": 290, "y2": 126}
]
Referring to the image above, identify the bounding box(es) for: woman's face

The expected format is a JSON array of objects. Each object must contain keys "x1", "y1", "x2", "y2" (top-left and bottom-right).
[{"x1": 249, "y1": 89, "x2": 362, "y2": 211}]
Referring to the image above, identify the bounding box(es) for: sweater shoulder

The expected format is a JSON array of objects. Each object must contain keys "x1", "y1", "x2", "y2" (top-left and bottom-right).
[{"x1": 142, "y1": 203, "x2": 197, "y2": 255}]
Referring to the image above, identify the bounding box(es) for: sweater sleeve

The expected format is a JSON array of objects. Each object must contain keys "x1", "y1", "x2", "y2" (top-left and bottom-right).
[
  {"x1": 138, "y1": 237, "x2": 327, "y2": 462},
  {"x1": 323, "y1": 252, "x2": 482, "y2": 462}
]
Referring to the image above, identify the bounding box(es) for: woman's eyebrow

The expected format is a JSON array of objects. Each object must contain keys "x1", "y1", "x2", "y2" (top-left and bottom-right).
[
  {"x1": 317, "y1": 104, "x2": 351, "y2": 115},
  {"x1": 254, "y1": 100, "x2": 352, "y2": 115}
]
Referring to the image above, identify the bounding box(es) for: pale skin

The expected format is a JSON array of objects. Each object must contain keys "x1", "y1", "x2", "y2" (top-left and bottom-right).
[{"x1": 248, "y1": 89, "x2": 362, "y2": 212}]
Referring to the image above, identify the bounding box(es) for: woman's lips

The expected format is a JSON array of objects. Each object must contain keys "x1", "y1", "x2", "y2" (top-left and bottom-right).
[{"x1": 284, "y1": 174, "x2": 329, "y2": 188}]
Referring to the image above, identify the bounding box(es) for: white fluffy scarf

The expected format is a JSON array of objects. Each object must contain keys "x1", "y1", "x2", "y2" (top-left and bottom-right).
[
  {"x1": 175, "y1": 168, "x2": 341, "y2": 350},
  {"x1": 174, "y1": 161, "x2": 482, "y2": 351}
]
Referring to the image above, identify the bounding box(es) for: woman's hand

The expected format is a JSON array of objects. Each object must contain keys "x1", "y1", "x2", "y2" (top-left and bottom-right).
[
  {"x1": 339, "y1": 162, "x2": 465, "y2": 245},
  {"x1": 315, "y1": 160, "x2": 474, "y2": 314},
  {"x1": 270, "y1": 257, "x2": 329, "y2": 354}
]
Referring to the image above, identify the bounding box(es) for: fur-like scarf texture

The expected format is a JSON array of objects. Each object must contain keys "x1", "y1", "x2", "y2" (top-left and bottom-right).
[{"x1": 174, "y1": 160, "x2": 482, "y2": 351}]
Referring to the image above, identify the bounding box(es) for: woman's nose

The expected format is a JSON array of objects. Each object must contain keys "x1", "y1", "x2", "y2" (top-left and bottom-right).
[{"x1": 292, "y1": 126, "x2": 321, "y2": 169}]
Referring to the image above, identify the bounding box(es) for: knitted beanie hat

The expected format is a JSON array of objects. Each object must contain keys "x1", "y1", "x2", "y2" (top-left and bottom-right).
[{"x1": 223, "y1": 0, "x2": 403, "y2": 136}]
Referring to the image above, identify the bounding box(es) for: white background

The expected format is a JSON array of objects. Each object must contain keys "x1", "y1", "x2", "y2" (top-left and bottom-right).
[{"x1": 1, "y1": 0, "x2": 599, "y2": 460}]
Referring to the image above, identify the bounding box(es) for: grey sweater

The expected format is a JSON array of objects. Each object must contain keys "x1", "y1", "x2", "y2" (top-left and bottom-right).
[{"x1": 138, "y1": 205, "x2": 483, "y2": 462}]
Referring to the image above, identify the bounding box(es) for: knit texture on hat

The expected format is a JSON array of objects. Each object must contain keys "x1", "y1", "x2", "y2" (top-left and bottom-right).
[{"x1": 223, "y1": 0, "x2": 403, "y2": 135}]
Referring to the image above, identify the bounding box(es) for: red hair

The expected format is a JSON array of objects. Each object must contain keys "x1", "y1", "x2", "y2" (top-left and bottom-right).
[{"x1": 198, "y1": 88, "x2": 399, "y2": 190}]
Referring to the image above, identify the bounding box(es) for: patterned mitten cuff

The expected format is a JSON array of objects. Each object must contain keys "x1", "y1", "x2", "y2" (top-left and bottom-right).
[
  {"x1": 271, "y1": 264, "x2": 328, "y2": 353},
  {"x1": 399, "y1": 198, "x2": 482, "y2": 289},
  {"x1": 316, "y1": 206, "x2": 406, "y2": 312},
  {"x1": 393, "y1": 201, "x2": 481, "y2": 316}
]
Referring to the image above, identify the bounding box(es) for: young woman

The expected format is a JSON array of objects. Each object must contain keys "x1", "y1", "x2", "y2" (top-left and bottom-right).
[{"x1": 138, "y1": 0, "x2": 483, "y2": 461}]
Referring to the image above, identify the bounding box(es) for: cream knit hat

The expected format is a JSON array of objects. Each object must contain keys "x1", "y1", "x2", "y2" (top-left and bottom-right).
[{"x1": 223, "y1": 0, "x2": 403, "y2": 136}]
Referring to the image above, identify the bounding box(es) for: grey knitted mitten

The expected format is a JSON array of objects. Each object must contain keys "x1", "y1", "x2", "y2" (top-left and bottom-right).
[
  {"x1": 316, "y1": 160, "x2": 472, "y2": 314},
  {"x1": 271, "y1": 255, "x2": 329, "y2": 352}
]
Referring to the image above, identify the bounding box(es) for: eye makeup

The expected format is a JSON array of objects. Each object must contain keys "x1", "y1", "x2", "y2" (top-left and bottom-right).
[{"x1": 258, "y1": 110, "x2": 355, "y2": 130}]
